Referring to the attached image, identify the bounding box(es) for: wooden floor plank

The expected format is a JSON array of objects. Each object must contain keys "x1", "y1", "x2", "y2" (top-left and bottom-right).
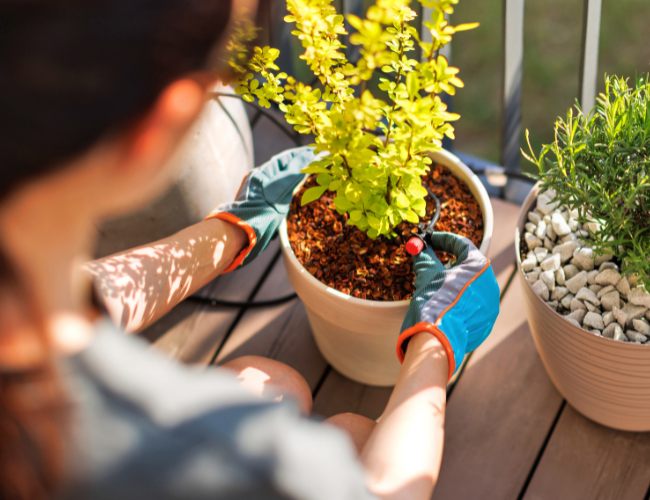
[
  {"x1": 523, "y1": 405, "x2": 650, "y2": 500},
  {"x1": 138, "y1": 241, "x2": 280, "y2": 364},
  {"x1": 431, "y1": 277, "x2": 564, "y2": 500},
  {"x1": 312, "y1": 370, "x2": 393, "y2": 420},
  {"x1": 215, "y1": 253, "x2": 329, "y2": 391}
]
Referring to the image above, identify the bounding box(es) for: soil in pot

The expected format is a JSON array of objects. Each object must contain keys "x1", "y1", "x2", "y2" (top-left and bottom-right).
[{"x1": 286, "y1": 163, "x2": 484, "y2": 301}]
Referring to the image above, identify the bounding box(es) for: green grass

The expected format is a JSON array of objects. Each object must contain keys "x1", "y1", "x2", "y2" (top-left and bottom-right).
[{"x1": 450, "y1": 0, "x2": 650, "y2": 173}]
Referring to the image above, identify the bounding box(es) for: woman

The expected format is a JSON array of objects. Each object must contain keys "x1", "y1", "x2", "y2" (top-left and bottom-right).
[{"x1": 0, "y1": 1, "x2": 499, "y2": 499}]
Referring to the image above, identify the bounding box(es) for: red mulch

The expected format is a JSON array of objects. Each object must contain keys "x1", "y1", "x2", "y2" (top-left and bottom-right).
[{"x1": 286, "y1": 163, "x2": 484, "y2": 301}]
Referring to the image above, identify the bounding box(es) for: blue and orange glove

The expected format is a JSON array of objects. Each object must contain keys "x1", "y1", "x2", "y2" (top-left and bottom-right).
[
  {"x1": 205, "y1": 146, "x2": 315, "y2": 273},
  {"x1": 396, "y1": 233, "x2": 500, "y2": 380}
]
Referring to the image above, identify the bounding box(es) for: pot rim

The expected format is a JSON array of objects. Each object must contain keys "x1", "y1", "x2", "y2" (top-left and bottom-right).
[
  {"x1": 515, "y1": 182, "x2": 650, "y2": 349},
  {"x1": 279, "y1": 148, "x2": 493, "y2": 308}
]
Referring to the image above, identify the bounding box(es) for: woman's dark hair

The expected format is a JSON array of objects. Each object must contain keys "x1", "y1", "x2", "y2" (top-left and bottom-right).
[
  {"x1": 0, "y1": 0, "x2": 233, "y2": 200},
  {"x1": 0, "y1": 1, "x2": 233, "y2": 498}
]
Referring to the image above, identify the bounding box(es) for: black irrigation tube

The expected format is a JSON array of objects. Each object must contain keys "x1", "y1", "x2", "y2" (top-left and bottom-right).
[
  {"x1": 206, "y1": 249, "x2": 284, "y2": 366},
  {"x1": 187, "y1": 294, "x2": 297, "y2": 308}
]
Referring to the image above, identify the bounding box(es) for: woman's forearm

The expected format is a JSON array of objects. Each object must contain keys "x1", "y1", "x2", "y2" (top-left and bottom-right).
[
  {"x1": 85, "y1": 218, "x2": 247, "y2": 332},
  {"x1": 361, "y1": 332, "x2": 448, "y2": 500}
]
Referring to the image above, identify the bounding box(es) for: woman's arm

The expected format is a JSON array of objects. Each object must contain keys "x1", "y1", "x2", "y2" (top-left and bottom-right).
[
  {"x1": 361, "y1": 332, "x2": 448, "y2": 500},
  {"x1": 86, "y1": 218, "x2": 247, "y2": 332}
]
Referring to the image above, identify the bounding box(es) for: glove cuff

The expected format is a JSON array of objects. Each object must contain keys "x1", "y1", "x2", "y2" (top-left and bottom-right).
[
  {"x1": 205, "y1": 211, "x2": 257, "y2": 273},
  {"x1": 396, "y1": 322, "x2": 455, "y2": 381}
]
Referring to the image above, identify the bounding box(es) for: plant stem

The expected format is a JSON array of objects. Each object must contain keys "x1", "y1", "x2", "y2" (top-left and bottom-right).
[{"x1": 384, "y1": 20, "x2": 407, "y2": 147}]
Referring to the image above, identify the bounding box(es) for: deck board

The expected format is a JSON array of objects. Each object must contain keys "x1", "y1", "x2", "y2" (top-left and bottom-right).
[
  {"x1": 522, "y1": 405, "x2": 650, "y2": 500},
  {"x1": 312, "y1": 370, "x2": 393, "y2": 420},
  {"x1": 431, "y1": 277, "x2": 565, "y2": 500},
  {"x1": 215, "y1": 252, "x2": 329, "y2": 391}
]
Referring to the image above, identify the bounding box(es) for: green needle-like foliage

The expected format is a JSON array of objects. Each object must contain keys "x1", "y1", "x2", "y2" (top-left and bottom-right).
[
  {"x1": 523, "y1": 75, "x2": 650, "y2": 289},
  {"x1": 225, "y1": 0, "x2": 477, "y2": 239}
]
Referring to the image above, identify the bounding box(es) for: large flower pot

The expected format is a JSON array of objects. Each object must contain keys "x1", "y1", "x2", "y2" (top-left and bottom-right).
[
  {"x1": 279, "y1": 149, "x2": 493, "y2": 386},
  {"x1": 516, "y1": 183, "x2": 650, "y2": 431}
]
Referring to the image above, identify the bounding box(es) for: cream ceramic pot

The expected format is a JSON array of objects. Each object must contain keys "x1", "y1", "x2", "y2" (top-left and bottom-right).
[
  {"x1": 279, "y1": 149, "x2": 493, "y2": 386},
  {"x1": 517, "y1": 184, "x2": 650, "y2": 431}
]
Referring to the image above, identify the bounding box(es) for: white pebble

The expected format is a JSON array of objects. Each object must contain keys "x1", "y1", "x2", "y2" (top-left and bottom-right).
[
  {"x1": 573, "y1": 246, "x2": 595, "y2": 271},
  {"x1": 629, "y1": 288, "x2": 650, "y2": 308},
  {"x1": 599, "y1": 262, "x2": 618, "y2": 272},
  {"x1": 535, "y1": 220, "x2": 547, "y2": 239},
  {"x1": 603, "y1": 322, "x2": 623, "y2": 339},
  {"x1": 560, "y1": 233, "x2": 578, "y2": 243},
  {"x1": 532, "y1": 280, "x2": 549, "y2": 301},
  {"x1": 588, "y1": 284, "x2": 602, "y2": 294},
  {"x1": 524, "y1": 222, "x2": 537, "y2": 233},
  {"x1": 566, "y1": 271, "x2": 588, "y2": 294},
  {"x1": 563, "y1": 264, "x2": 579, "y2": 280},
  {"x1": 551, "y1": 286, "x2": 568, "y2": 301},
  {"x1": 553, "y1": 241, "x2": 579, "y2": 263},
  {"x1": 543, "y1": 215, "x2": 551, "y2": 224},
  {"x1": 555, "y1": 267, "x2": 566, "y2": 286},
  {"x1": 595, "y1": 269, "x2": 621, "y2": 287},
  {"x1": 586, "y1": 270, "x2": 599, "y2": 285},
  {"x1": 544, "y1": 237, "x2": 554, "y2": 251},
  {"x1": 616, "y1": 277, "x2": 631, "y2": 296},
  {"x1": 551, "y1": 212, "x2": 571, "y2": 236},
  {"x1": 571, "y1": 298, "x2": 587, "y2": 312},
  {"x1": 633, "y1": 319, "x2": 650, "y2": 336},
  {"x1": 546, "y1": 224, "x2": 557, "y2": 241},
  {"x1": 537, "y1": 192, "x2": 558, "y2": 214},
  {"x1": 597, "y1": 285, "x2": 615, "y2": 298},
  {"x1": 590, "y1": 329, "x2": 602, "y2": 336},
  {"x1": 600, "y1": 290, "x2": 620, "y2": 311},
  {"x1": 603, "y1": 310, "x2": 614, "y2": 326},
  {"x1": 585, "y1": 301, "x2": 598, "y2": 312},
  {"x1": 565, "y1": 318, "x2": 581, "y2": 328},
  {"x1": 528, "y1": 211, "x2": 541, "y2": 224},
  {"x1": 540, "y1": 253, "x2": 562, "y2": 272},
  {"x1": 612, "y1": 306, "x2": 628, "y2": 328},
  {"x1": 534, "y1": 247, "x2": 549, "y2": 263},
  {"x1": 583, "y1": 312, "x2": 604, "y2": 330},
  {"x1": 621, "y1": 303, "x2": 648, "y2": 327},
  {"x1": 614, "y1": 329, "x2": 628, "y2": 342},
  {"x1": 568, "y1": 218, "x2": 579, "y2": 231},
  {"x1": 594, "y1": 252, "x2": 614, "y2": 266},
  {"x1": 560, "y1": 293, "x2": 575, "y2": 310},
  {"x1": 576, "y1": 287, "x2": 600, "y2": 306},
  {"x1": 626, "y1": 330, "x2": 647, "y2": 343},
  {"x1": 525, "y1": 232, "x2": 542, "y2": 250},
  {"x1": 540, "y1": 270, "x2": 556, "y2": 292},
  {"x1": 522, "y1": 257, "x2": 536, "y2": 272},
  {"x1": 547, "y1": 300, "x2": 559, "y2": 311},
  {"x1": 566, "y1": 309, "x2": 586, "y2": 324}
]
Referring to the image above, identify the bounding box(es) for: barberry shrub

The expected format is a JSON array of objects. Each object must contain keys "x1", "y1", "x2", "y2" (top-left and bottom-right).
[
  {"x1": 227, "y1": 0, "x2": 477, "y2": 238},
  {"x1": 523, "y1": 75, "x2": 650, "y2": 288}
]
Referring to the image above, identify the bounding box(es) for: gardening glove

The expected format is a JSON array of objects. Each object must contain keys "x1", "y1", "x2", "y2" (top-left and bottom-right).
[
  {"x1": 206, "y1": 146, "x2": 315, "y2": 273},
  {"x1": 396, "y1": 233, "x2": 500, "y2": 381}
]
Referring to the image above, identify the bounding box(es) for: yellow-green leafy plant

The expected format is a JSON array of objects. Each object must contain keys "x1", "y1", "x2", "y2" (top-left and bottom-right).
[{"x1": 228, "y1": 0, "x2": 476, "y2": 238}]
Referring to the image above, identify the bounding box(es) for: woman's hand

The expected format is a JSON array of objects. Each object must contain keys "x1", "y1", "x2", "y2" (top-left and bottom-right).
[
  {"x1": 397, "y1": 232, "x2": 500, "y2": 380},
  {"x1": 205, "y1": 146, "x2": 315, "y2": 273}
]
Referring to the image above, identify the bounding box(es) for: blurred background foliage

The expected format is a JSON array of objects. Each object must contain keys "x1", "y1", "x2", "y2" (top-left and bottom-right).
[
  {"x1": 263, "y1": 0, "x2": 650, "y2": 173},
  {"x1": 451, "y1": 0, "x2": 650, "y2": 172}
]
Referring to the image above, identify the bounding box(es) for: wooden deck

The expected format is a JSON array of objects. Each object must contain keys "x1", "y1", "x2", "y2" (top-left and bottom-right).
[{"x1": 137, "y1": 118, "x2": 650, "y2": 500}]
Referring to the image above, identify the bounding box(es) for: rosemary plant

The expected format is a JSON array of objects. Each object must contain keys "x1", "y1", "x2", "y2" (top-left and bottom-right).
[
  {"x1": 226, "y1": 0, "x2": 476, "y2": 239},
  {"x1": 523, "y1": 75, "x2": 650, "y2": 288}
]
